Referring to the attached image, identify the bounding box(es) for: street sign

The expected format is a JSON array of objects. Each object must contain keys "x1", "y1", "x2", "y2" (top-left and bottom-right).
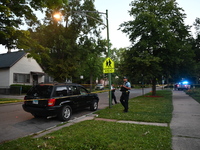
[{"x1": 103, "y1": 57, "x2": 114, "y2": 73}]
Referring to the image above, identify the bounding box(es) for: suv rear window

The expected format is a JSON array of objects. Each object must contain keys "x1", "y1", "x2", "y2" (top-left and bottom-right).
[{"x1": 27, "y1": 85, "x2": 53, "y2": 98}]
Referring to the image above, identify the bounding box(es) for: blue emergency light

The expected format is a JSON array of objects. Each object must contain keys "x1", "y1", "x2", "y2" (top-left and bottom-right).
[{"x1": 181, "y1": 81, "x2": 189, "y2": 85}]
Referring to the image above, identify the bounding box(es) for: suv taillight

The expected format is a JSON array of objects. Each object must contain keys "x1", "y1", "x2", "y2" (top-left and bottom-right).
[
  {"x1": 48, "y1": 98, "x2": 56, "y2": 106},
  {"x1": 24, "y1": 96, "x2": 27, "y2": 104}
]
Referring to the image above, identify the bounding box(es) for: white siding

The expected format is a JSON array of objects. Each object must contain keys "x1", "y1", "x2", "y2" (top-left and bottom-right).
[
  {"x1": 0, "y1": 69, "x2": 10, "y2": 87},
  {"x1": 10, "y1": 54, "x2": 44, "y2": 85}
]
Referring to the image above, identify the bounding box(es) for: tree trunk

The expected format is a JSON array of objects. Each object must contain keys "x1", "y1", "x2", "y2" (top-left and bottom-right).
[
  {"x1": 89, "y1": 73, "x2": 93, "y2": 92},
  {"x1": 152, "y1": 78, "x2": 157, "y2": 96}
]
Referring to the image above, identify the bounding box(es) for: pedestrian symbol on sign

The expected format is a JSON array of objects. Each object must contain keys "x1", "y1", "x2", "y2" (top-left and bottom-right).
[{"x1": 106, "y1": 59, "x2": 111, "y2": 67}]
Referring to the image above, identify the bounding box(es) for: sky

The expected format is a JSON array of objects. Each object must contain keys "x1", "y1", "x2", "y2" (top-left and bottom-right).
[
  {"x1": 0, "y1": 0, "x2": 199, "y2": 54},
  {"x1": 94, "y1": 0, "x2": 200, "y2": 49}
]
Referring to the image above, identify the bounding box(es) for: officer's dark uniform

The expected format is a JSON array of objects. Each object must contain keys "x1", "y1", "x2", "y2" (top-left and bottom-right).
[
  {"x1": 120, "y1": 78, "x2": 131, "y2": 112},
  {"x1": 111, "y1": 85, "x2": 117, "y2": 104}
]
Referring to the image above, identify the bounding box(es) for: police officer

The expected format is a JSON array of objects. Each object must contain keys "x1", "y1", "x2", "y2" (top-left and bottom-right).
[{"x1": 120, "y1": 77, "x2": 131, "y2": 112}]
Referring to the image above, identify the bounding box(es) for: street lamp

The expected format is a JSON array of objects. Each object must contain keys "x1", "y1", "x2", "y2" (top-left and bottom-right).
[
  {"x1": 53, "y1": 12, "x2": 63, "y2": 21},
  {"x1": 53, "y1": 10, "x2": 112, "y2": 108}
]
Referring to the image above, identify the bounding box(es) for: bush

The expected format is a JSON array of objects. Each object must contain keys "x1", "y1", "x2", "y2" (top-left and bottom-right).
[
  {"x1": 185, "y1": 88, "x2": 200, "y2": 103},
  {"x1": 192, "y1": 84, "x2": 200, "y2": 88},
  {"x1": 10, "y1": 84, "x2": 32, "y2": 94}
]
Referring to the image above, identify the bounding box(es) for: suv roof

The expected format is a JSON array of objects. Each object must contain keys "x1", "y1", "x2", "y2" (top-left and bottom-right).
[{"x1": 38, "y1": 83, "x2": 80, "y2": 86}]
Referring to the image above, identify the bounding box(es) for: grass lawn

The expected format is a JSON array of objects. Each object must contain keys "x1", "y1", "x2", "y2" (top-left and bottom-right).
[
  {"x1": 1, "y1": 120, "x2": 171, "y2": 150},
  {"x1": 0, "y1": 90, "x2": 173, "y2": 150},
  {"x1": 185, "y1": 88, "x2": 200, "y2": 103},
  {"x1": 95, "y1": 90, "x2": 173, "y2": 123}
]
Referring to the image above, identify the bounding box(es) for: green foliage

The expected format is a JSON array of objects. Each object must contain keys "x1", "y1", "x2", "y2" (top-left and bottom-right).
[
  {"x1": 0, "y1": 0, "x2": 108, "y2": 82},
  {"x1": 110, "y1": 47, "x2": 129, "y2": 84},
  {"x1": 28, "y1": 0, "x2": 107, "y2": 82},
  {"x1": 73, "y1": 38, "x2": 107, "y2": 84},
  {"x1": 194, "y1": 18, "x2": 200, "y2": 35},
  {"x1": 0, "y1": 0, "x2": 68, "y2": 50},
  {"x1": 186, "y1": 88, "x2": 200, "y2": 103},
  {"x1": 191, "y1": 18, "x2": 200, "y2": 82},
  {"x1": 10, "y1": 84, "x2": 32, "y2": 93},
  {"x1": 119, "y1": 0, "x2": 194, "y2": 93}
]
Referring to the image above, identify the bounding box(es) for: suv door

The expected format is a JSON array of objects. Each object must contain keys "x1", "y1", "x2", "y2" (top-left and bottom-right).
[
  {"x1": 78, "y1": 86, "x2": 92, "y2": 107},
  {"x1": 53, "y1": 85, "x2": 70, "y2": 106},
  {"x1": 68, "y1": 85, "x2": 82, "y2": 108}
]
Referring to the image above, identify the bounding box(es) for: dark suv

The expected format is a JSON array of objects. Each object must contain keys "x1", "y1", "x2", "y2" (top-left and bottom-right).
[{"x1": 22, "y1": 83, "x2": 99, "y2": 121}]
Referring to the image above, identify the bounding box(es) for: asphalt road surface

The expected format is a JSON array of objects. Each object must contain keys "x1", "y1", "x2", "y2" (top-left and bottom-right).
[{"x1": 0, "y1": 88, "x2": 151, "y2": 143}]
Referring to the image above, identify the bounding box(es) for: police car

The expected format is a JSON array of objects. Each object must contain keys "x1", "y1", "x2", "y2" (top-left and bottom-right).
[{"x1": 175, "y1": 81, "x2": 190, "y2": 90}]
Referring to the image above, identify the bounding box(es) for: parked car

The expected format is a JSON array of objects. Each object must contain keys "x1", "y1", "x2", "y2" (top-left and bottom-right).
[
  {"x1": 22, "y1": 83, "x2": 99, "y2": 121},
  {"x1": 175, "y1": 81, "x2": 191, "y2": 90},
  {"x1": 95, "y1": 84, "x2": 104, "y2": 90}
]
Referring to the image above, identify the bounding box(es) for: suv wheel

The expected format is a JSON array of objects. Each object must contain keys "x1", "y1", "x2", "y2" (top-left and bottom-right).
[
  {"x1": 31, "y1": 113, "x2": 41, "y2": 118},
  {"x1": 90, "y1": 100, "x2": 98, "y2": 111},
  {"x1": 58, "y1": 105, "x2": 72, "y2": 121}
]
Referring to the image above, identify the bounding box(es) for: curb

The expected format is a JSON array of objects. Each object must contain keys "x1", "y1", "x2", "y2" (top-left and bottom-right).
[{"x1": 32, "y1": 113, "x2": 96, "y2": 138}]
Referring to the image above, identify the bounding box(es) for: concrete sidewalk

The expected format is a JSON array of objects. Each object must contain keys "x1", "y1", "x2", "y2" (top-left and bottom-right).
[
  {"x1": 170, "y1": 90, "x2": 200, "y2": 150},
  {"x1": 0, "y1": 94, "x2": 24, "y2": 99}
]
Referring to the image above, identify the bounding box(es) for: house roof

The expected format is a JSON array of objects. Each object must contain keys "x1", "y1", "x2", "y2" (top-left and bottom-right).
[{"x1": 0, "y1": 51, "x2": 26, "y2": 69}]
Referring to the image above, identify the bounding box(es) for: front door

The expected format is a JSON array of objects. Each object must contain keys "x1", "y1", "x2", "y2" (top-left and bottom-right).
[{"x1": 33, "y1": 75, "x2": 38, "y2": 85}]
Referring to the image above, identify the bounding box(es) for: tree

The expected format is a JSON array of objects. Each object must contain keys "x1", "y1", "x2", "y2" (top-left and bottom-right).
[
  {"x1": 194, "y1": 18, "x2": 200, "y2": 35},
  {"x1": 191, "y1": 18, "x2": 200, "y2": 84},
  {"x1": 0, "y1": 0, "x2": 69, "y2": 50},
  {"x1": 119, "y1": 0, "x2": 194, "y2": 95},
  {"x1": 28, "y1": 0, "x2": 106, "y2": 82},
  {"x1": 111, "y1": 47, "x2": 128, "y2": 85},
  {"x1": 74, "y1": 38, "x2": 107, "y2": 91}
]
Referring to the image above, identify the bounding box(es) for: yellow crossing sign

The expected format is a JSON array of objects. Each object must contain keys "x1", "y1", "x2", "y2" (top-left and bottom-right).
[{"x1": 103, "y1": 57, "x2": 115, "y2": 73}]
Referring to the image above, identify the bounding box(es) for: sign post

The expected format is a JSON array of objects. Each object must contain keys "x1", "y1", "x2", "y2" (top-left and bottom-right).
[{"x1": 103, "y1": 57, "x2": 114, "y2": 108}]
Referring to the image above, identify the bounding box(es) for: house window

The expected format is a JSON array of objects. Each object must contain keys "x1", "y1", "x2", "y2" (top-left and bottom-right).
[{"x1": 13, "y1": 73, "x2": 30, "y2": 83}]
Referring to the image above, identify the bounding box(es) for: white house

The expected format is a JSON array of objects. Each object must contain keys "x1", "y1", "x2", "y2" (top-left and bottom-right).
[{"x1": 0, "y1": 51, "x2": 45, "y2": 89}]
